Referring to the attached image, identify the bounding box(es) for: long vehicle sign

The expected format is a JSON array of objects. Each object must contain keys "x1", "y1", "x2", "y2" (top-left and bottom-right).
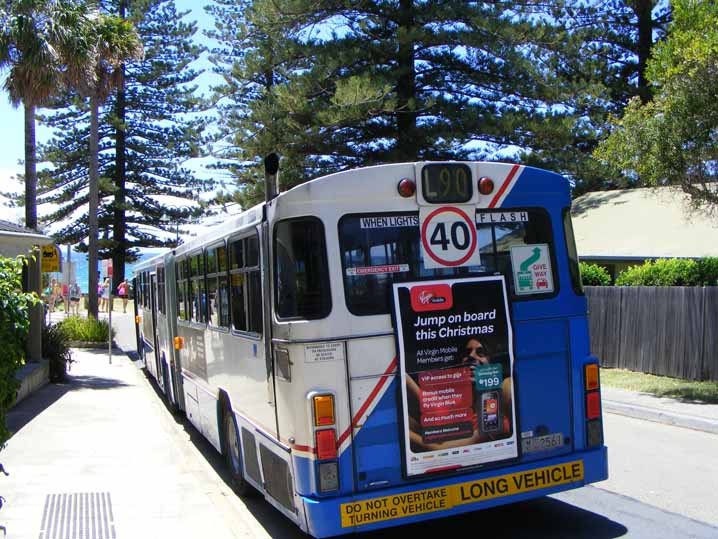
[{"x1": 340, "y1": 460, "x2": 584, "y2": 528}]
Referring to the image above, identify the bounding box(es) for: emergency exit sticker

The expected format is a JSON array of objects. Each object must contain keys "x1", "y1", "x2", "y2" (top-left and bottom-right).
[{"x1": 509, "y1": 244, "x2": 554, "y2": 295}]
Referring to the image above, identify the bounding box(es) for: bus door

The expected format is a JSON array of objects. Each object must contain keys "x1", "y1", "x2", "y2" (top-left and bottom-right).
[
  {"x1": 133, "y1": 276, "x2": 141, "y2": 358},
  {"x1": 149, "y1": 272, "x2": 164, "y2": 393},
  {"x1": 262, "y1": 221, "x2": 276, "y2": 413}
]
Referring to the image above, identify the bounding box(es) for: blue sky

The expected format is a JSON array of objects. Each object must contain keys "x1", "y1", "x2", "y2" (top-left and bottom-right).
[{"x1": 0, "y1": 1, "x2": 217, "y2": 222}]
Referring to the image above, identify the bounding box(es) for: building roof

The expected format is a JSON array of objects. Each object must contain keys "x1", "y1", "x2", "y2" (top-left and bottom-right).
[
  {"x1": 0, "y1": 219, "x2": 37, "y2": 235},
  {"x1": 0, "y1": 219, "x2": 52, "y2": 258},
  {"x1": 571, "y1": 186, "x2": 718, "y2": 260}
]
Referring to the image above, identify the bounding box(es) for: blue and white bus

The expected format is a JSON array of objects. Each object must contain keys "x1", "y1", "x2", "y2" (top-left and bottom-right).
[{"x1": 133, "y1": 159, "x2": 607, "y2": 537}]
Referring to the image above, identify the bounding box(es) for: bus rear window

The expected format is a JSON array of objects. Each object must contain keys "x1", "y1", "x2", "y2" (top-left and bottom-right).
[
  {"x1": 339, "y1": 209, "x2": 556, "y2": 315},
  {"x1": 274, "y1": 218, "x2": 332, "y2": 320}
]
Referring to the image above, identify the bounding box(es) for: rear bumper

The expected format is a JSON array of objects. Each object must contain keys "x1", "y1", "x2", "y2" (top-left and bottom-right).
[{"x1": 301, "y1": 446, "x2": 608, "y2": 538}]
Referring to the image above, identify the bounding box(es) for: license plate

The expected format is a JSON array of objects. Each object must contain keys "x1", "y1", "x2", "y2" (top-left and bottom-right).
[{"x1": 522, "y1": 433, "x2": 563, "y2": 453}]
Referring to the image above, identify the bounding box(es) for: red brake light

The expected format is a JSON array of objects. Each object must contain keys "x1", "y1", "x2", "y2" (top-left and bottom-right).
[
  {"x1": 586, "y1": 392, "x2": 601, "y2": 419},
  {"x1": 478, "y1": 177, "x2": 494, "y2": 195},
  {"x1": 397, "y1": 178, "x2": 416, "y2": 197},
  {"x1": 316, "y1": 429, "x2": 337, "y2": 460}
]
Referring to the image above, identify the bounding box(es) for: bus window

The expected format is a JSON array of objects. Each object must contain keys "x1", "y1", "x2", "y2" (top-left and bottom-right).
[
  {"x1": 563, "y1": 207, "x2": 584, "y2": 295},
  {"x1": 274, "y1": 218, "x2": 331, "y2": 320},
  {"x1": 176, "y1": 258, "x2": 188, "y2": 321},
  {"x1": 339, "y1": 209, "x2": 557, "y2": 315},
  {"x1": 188, "y1": 253, "x2": 207, "y2": 324},
  {"x1": 229, "y1": 234, "x2": 262, "y2": 334},
  {"x1": 206, "y1": 245, "x2": 220, "y2": 327},
  {"x1": 217, "y1": 244, "x2": 230, "y2": 327},
  {"x1": 481, "y1": 209, "x2": 555, "y2": 297},
  {"x1": 206, "y1": 242, "x2": 230, "y2": 328},
  {"x1": 157, "y1": 266, "x2": 165, "y2": 314}
]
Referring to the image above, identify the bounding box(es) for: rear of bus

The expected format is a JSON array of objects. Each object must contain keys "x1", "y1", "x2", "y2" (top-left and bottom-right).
[{"x1": 267, "y1": 162, "x2": 607, "y2": 537}]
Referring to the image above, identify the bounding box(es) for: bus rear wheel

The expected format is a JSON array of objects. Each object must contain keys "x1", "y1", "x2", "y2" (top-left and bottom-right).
[{"x1": 222, "y1": 407, "x2": 251, "y2": 496}]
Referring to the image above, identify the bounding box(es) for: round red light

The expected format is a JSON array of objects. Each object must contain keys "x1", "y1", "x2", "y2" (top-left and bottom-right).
[
  {"x1": 478, "y1": 177, "x2": 494, "y2": 195},
  {"x1": 397, "y1": 178, "x2": 416, "y2": 198}
]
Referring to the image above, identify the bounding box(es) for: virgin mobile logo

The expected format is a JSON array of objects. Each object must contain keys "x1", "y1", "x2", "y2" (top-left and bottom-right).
[{"x1": 410, "y1": 284, "x2": 453, "y2": 312}]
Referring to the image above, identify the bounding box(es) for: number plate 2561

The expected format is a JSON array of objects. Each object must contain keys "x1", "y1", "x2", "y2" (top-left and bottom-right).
[{"x1": 521, "y1": 433, "x2": 563, "y2": 453}]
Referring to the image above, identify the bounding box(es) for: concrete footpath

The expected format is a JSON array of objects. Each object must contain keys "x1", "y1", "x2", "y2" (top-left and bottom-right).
[{"x1": 2, "y1": 346, "x2": 275, "y2": 539}]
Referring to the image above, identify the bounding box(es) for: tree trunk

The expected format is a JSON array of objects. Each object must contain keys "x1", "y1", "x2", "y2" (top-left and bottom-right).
[
  {"x1": 112, "y1": 0, "x2": 128, "y2": 290},
  {"x1": 24, "y1": 104, "x2": 37, "y2": 230},
  {"x1": 113, "y1": 64, "x2": 127, "y2": 291},
  {"x1": 23, "y1": 103, "x2": 42, "y2": 361},
  {"x1": 395, "y1": 0, "x2": 418, "y2": 161},
  {"x1": 88, "y1": 95, "x2": 100, "y2": 318},
  {"x1": 635, "y1": 0, "x2": 653, "y2": 104}
]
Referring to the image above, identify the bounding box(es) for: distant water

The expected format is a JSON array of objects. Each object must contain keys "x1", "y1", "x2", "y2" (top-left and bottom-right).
[{"x1": 49, "y1": 247, "x2": 163, "y2": 294}]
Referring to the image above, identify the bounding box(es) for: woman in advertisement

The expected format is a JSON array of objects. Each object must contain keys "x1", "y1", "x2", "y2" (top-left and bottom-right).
[{"x1": 405, "y1": 336, "x2": 513, "y2": 453}]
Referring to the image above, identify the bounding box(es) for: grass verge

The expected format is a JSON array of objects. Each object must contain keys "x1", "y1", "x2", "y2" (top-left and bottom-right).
[{"x1": 601, "y1": 368, "x2": 718, "y2": 404}]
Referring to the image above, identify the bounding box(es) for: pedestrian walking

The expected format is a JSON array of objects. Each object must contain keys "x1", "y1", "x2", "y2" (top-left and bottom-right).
[
  {"x1": 117, "y1": 279, "x2": 129, "y2": 313},
  {"x1": 100, "y1": 276, "x2": 111, "y2": 312},
  {"x1": 68, "y1": 282, "x2": 82, "y2": 316}
]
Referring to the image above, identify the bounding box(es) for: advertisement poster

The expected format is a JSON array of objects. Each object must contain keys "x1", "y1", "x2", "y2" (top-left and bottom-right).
[{"x1": 392, "y1": 275, "x2": 518, "y2": 476}]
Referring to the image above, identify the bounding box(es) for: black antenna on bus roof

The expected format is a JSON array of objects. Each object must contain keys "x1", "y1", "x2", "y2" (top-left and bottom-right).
[{"x1": 264, "y1": 153, "x2": 280, "y2": 203}]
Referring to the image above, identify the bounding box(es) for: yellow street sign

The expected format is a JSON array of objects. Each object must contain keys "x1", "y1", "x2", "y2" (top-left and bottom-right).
[{"x1": 41, "y1": 245, "x2": 61, "y2": 273}]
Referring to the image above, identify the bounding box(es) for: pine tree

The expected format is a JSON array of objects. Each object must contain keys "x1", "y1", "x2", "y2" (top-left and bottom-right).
[
  {"x1": 520, "y1": 0, "x2": 672, "y2": 197},
  {"x1": 209, "y1": 0, "x2": 672, "y2": 206},
  {"x1": 37, "y1": 0, "x2": 210, "y2": 287}
]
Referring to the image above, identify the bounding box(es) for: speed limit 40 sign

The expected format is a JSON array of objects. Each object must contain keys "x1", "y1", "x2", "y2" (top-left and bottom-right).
[{"x1": 420, "y1": 206, "x2": 480, "y2": 269}]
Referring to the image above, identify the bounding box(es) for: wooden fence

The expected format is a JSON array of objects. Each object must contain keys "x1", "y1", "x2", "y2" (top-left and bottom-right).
[{"x1": 585, "y1": 286, "x2": 718, "y2": 382}]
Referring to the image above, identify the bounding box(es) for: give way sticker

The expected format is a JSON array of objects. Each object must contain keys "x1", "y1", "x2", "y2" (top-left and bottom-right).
[{"x1": 420, "y1": 206, "x2": 481, "y2": 269}]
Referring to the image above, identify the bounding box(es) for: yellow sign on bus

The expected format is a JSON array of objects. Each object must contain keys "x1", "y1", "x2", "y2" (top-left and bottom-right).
[{"x1": 340, "y1": 460, "x2": 584, "y2": 528}]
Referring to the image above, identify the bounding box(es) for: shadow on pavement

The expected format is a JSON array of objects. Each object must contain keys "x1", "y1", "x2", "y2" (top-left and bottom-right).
[
  {"x1": 7, "y1": 369, "x2": 130, "y2": 437},
  {"x1": 361, "y1": 495, "x2": 628, "y2": 539}
]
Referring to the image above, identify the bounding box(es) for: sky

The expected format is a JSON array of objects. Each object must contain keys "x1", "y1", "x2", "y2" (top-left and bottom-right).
[{"x1": 0, "y1": 0, "x2": 218, "y2": 226}]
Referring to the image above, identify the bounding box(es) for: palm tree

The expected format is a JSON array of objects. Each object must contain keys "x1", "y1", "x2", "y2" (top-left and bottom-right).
[
  {"x1": 81, "y1": 13, "x2": 143, "y2": 318},
  {"x1": 0, "y1": 0, "x2": 94, "y2": 231}
]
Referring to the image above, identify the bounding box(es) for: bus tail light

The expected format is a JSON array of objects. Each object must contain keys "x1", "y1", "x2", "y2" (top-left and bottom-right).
[
  {"x1": 478, "y1": 176, "x2": 495, "y2": 195},
  {"x1": 586, "y1": 392, "x2": 601, "y2": 419},
  {"x1": 313, "y1": 394, "x2": 335, "y2": 426},
  {"x1": 135, "y1": 315, "x2": 141, "y2": 324},
  {"x1": 584, "y1": 363, "x2": 603, "y2": 447},
  {"x1": 397, "y1": 178, "x2": 416, "y2": 197},
  {"x1": 174, "y1": 336, "x2": 184, "y2": 350},
  {"x1": 318, "y1": 461, "x2": 339, "y2": 492},
  {"x1": 316, "y1": 429, "x2": 337, "y2": 460},
  {"x1": 309, "y1": 391, "x2": 340, "y2": 493}
]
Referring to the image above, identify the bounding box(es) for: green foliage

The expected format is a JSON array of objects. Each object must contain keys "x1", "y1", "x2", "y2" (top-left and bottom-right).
[
  {"x1": 579, "y1": 262, "x2": 612, "y2": 286},
  {"x1": 696, "y1": 257, "x2": 718, "y2": 286},
  {"x1": 594, "y1": 0, "x2": 718, "y2": 212},
  {"x1": 41, "y1": 323, "x2": 74, "y2": 383},
  {"x1": 615, "y1": 259, "x2": 700, "y2": 286},
  {"x1": 208, "y1": 1, "x2": 665, "y2": 208},
  {"x1": 0, "y1": 255, "x2": 40, "y2": 449},
  {"x1": 56, "y1": 315, "x2": 114, "y2": 343}
]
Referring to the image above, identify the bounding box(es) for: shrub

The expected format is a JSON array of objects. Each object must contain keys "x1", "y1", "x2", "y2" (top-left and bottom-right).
[
  {"x1": 0, "y1": 255, "x2": 39, "y2": 448},
  {"x1": 615, "y1": 258, "x2": 700, "y2": 286},
  {"x1": 579, "y1": 262, "x2": 612, "y2": 286},
  {"x1": 42, "y1": 323, "x2": 74, "y2": 383},
  {"x1": 56, "y1": 316, "x2": 114, "y2": 343},
  {"x1": 696, "y1": 257, "x2": 718, "y2": 286}
]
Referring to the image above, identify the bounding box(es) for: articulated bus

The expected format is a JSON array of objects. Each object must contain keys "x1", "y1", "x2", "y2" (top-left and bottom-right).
[{"x1": 133, "y1": 160, "x2": 608, "y2": 538}]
